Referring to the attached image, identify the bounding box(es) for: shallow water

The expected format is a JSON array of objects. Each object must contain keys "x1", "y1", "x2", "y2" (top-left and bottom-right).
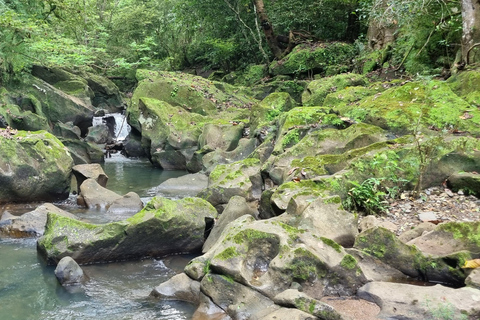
[{"x1": 0, "y1": 156, "x2": 195, "y2": 320}]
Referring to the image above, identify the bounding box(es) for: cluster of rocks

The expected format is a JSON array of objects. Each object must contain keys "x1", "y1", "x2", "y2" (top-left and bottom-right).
[{"x1": 2, "y1": 63, "x2": 480, "y2": 318}]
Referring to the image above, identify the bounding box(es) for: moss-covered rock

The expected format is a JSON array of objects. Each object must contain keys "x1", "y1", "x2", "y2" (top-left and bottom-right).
[
  {"x1": 0, "y1": 129, "x2": 73, "y2": 203},
  {"x1": 302, "y1": 73, "x2": 369, "y2": 106},
  {"x1": 135, "y1": 97, "x2": 206, "y2": 169},
  {"x1": 447, "y1": 68, "x2": 480, "y2": 107},
  {"x1": 37, "y1": 196, "x2": 218, "y2": 265},
  {"x1": 59, "y1": 138, "x2": 104, "y2": 164},
  {"x1": 354, "y1": 226, "x2": 467, "y2": 286},
  {"x1": 198, "y1": 157, "x2": 262, "y2": 208},
  {"x1": 250, "y1": 92, "x2": 296, "y2": 135},
  {"x1": 269, "y1": 43, "x2": 357, "y2": 77},
  {"x1": 249, "y1": 78, "x2": 308, "y2": 103},
  {"x1": 264, "y1": 123, "x2": 388, "y2": 184},
  {"x1": 129, "y1": 69, "x2": 256, "y2": 125},
  {"x1": 339, "y1": 80, "x2": 480, "y2": 135},
  {"x1": 0, "y1": 104, "x2": 50, "y2": 131}
]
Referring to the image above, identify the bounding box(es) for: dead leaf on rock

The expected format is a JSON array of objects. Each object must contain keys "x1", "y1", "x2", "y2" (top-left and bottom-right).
[{"x1": 462, "y1": 259, "x2": 480, "y2": 269}]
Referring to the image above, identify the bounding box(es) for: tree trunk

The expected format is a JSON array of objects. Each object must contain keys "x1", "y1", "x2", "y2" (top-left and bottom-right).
[
  {"x1": 253, "y1": 0, "x2": 286, "y2": 59},
  {"x1": 462, "y1": 0, "x2": 480, "y2": 64}
]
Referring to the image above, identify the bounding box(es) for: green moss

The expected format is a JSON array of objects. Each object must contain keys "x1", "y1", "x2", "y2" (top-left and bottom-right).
[
  {"x1": 214, "y1": 246, "x2": 240, "y2": 260},
  {"x1": 288, "y1": 248, "x2": 327, "y2": 282},
  {"x1": 232, "y1": 229, "x2": 277, "y2": 245},
  {"x1": 438, "y1": 222, "x2": 480, "y2": 247},
  {"x1": 320, "y1": 237, "x2": 342, "y2": 253},
  {"x1": 219, "y1": 274, "x2": 236, "y2": 284},
  {"x1": 340, "y1": 254, "x2": 358, "y2": 270}
]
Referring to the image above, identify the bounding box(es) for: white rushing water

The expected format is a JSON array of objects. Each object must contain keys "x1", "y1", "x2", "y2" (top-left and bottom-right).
[{"x1": 92, "y1": 112, "x2": 131, "y2": 141}]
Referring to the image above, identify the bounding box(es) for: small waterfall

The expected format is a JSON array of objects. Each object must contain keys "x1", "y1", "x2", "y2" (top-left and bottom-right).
[{"x1": 92, "y1": 113, "x2": 131, "y2": 142}]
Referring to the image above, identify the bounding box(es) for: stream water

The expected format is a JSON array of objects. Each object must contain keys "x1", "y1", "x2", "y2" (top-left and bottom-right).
[{"x1": 0, "y1": 155, "x2": 195, "y2": 319}]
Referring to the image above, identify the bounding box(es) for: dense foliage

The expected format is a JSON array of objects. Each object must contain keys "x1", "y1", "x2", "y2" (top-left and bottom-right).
[{"x1": 0, "y1": 0, "x2": 475, "y2": 83}]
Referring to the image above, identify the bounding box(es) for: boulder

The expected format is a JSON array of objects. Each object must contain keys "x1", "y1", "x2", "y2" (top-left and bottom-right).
[
  {"x1": 54, "y1": 256, "x2": 86, "y2": 286},
  {"x1": 336, "y1": 80, "x2": 480, "y2": 136},
  {"x1": 53, "y1": 121, "x2": 81, "y2": 140},
  {"x1": 72, "y1": 163, "x2": 108, "y2": 191},
  {"x1": 358, "y1": 282, "x2": 480, "y2": 319},
  {"x1": 297, "y1": 195, "x2": 358, "y2": 247},
  {"x1": 198, "y1": 158, "x2": 262, "y2": 209},
  {"x1": 0, "y1": 129, "x2": 73, "y2": 203},
  {"x1": 269, "y1": 43, "x2": 357, "y2": 77},
  {"x1": 85, "y1": 123, "x2": 114, "y2": 144},
  {"x1": 203, "y1": 196, "x2": 258, "y2": 253},
  {"x1": 302, "y1": 73, "x2": 368, "y2": 106},
  {"x1": 465, "y1": 269, "x2": 480, "y2": 289},
  {"x1": 150, "y1": 273, "x2": 201, "y2": 304},
  {"x1": 60, "y1": 138, "x2": 105, "y2": 164},
  {"x1": 198, "y1": 123, "x2": 244, "y2": 152},
  {"x1": 154, "y1": 173, "x2": 208, "y2": 198},
  {"x1": 447, "y1": 172, "x2": 480, "y2": 197},
  {"x1": 354, "y1": 226, "x2": 468, "y2": 286},
  {"x1": 0, "y1": 103, "x2": 50, "y2": 132},
  {"x1": 273, "y1": 289, "x2": 344, "y2": 320},
  {"x1": 78, "y1": 178, "x2": 122, "y2": 209},
  {"x1": 106, "y1": 191, "x2": 144, "y2": 215},
  {"x1": 407, "y1": 221, "x2": 480, "y2": 257},
  {"x1": 37, "y1": 196, "x2": 218, "y2": 264},
  {"x1": 200, "y1": 273, "x2": 281, "y2": 319},
  {"x1": 249, "y1": 92, "x2": 296, "y2": 135},
  {"x1": 0, "y1": 203, "x2": 76, "y2": 238}
]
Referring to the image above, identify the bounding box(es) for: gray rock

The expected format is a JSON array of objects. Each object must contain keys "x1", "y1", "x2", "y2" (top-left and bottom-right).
[
  {"x1": 358, "y1": 282, "x2": 480, "y2": 319},
  {"x1": 417, "y1": 211, "x2": 438, "y2": 222},
  {"x1": 192, "y1": 293, "x2": 232, "y2": 320},
  {"x1": 274, "y1": 289, "x2": 344, "y2": 319},
  {"x1": 150, "y1": 273, "x2": 201, "y2": 304},
  {"x1": 86, "y1": 123, "x2": 114, "y2": 144},
  {"x1": 79, "y1": 178, "x2": 122, "y2": 209},
  {"x1": 298, "y1": 196, "x2": 358, "y2": 247},
  {"x1": 198, "y1": 123, "x2": 244, "y2": 152},
  {"x1": 259, "y1": 308, "x2": 319, "y2": 320},
  {"x1": 447, "y1": 172, "x2": 480, "y2": 197},
  {"x1": 465, "y1": 269, "x2": 480, "y2": 289},
  {"x1": 54, "y1": 256, "x2": 86, "y2": 286},
  {"x1": 72, "y1": 163, "x2": 108, "y2": 191},
  {"x1": 155, "y1": 173, "x2": 208, "y2": 198},
  {"x1": 203, "y1": 196, "x2": 258, "y2": 253},
  {"x1": 398, "y1": 222, "x2": 436, "y2": 243},
  {"x1": 0, "y1": 203, "x2": 76, "y2": 238},
  {"x1": 106, "y1": 191, "x2": 143, "y2": 214}
]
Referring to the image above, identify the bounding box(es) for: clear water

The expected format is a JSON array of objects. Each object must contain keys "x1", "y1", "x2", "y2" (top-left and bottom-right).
[{"x1": 0, "y1": 157, "x2": 195, "y2": 320}]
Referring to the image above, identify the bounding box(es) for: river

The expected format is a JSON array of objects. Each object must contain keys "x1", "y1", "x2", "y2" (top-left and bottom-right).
[{"x1": 0, "y1": 155, "x2": 196, "y2": 320}]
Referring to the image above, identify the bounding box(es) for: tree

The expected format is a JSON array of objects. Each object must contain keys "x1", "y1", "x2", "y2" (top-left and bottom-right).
[{"x1": 461, "y1": 0, "x2": 480, "y2": 64}]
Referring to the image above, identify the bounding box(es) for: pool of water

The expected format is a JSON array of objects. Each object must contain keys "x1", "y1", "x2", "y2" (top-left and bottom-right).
[{"x1": 0, "y1": 156, "x2": 195, "y2": 320}]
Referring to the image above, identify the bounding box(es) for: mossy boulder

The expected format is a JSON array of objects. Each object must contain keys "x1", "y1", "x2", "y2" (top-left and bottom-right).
[
  {"x1": 249, "y1": 78, "x2": 308, "y2": 103},
  {"x1": 129, "y1": 69, "x2": 256, "y2": 125},
  {"x1": 0, "y1": 103, "x2": 49, "y2": 131},
  {"x1": 354, "y1": 226, "x2": 467, "y2": 286},
  {"x1": 447, "y1": 68, "x2": 480, "y2": 107},
  {"x1": 135, "y1": 97, "x2": 206, "y2": 169},
  {"x1": 264, "y1": 123, "x2": 388, "y2": 184},
  {"x1": 250, "y1": 92, "x2": 296, "y2": 135},
  {"x1": 447, "y1": 172, "x2": 480, "y2": 196},
  {"x1": 201, "y1": 216, "x2": 367, "y2": 300},
  {"x1": 59, "y1": 138, "x2": 104, "y2": 164},
  {"x1": 302, "y1": 73, "x2": 368, "y2": 106},
  {"x1": 338, "y1": 81, "x2": 480, "y2": 135},
  {"x1": 198, "y1": 157, "x2": 262, "y2": 208},
  {"x1": 37, "y1": 196, "x2": 218, "y2": 265},
  {"x1": 269, "y1": 42, "x2": 357, "y2": 77},
  {"x1": 0, "y1": 129, "x2": 73, "y2": 203}
]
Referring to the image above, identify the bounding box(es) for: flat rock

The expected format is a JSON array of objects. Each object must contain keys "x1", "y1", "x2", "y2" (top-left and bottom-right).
[{"x1": 155, "y1": 173, "x2": 208, "y2": 198}]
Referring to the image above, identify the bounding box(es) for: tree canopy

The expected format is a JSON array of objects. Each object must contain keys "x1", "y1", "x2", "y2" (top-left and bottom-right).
[{"x1": 0, "y1": 0, "x2": 478, "y2": 84}]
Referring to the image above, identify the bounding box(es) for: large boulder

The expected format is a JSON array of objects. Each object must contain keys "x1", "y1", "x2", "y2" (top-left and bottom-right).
[
  {"x1": 198, "y1": 158, "x2": 262, "y2": 209},
  {"x1": 60, "y1": 138, "x2": 104, "y2": 164},
  {"x1": 302, "y1": 73, "x2": 368, "y2": 106},
  {"x1": 249, "y1": 92, "x2": 296, "y2": 135},
  {"x1": 37, "y1": 196, "x2": 218, "y2": 264},
  {"x1": 354, "y1": 226, "x2": 469, "y2": 286},
  {"x1": 336, "y1": 80, "x2": 480, "y2": 136},
  {"x1": 358, "y1": 282, "x2": 480, "y2": 319},
  {"x1": 0, "y1": 129, "x2": 73, "y2": 203},
  {"x1": 154, "y1": 173, "x2": 208, "y2": 198},
  {"x1": 269, "y1": 43, "x2": 357, "y2": 77},
  {"x1": 132, "y1": 98, "x2": 205, "y2": 170},
  {"x1": 0, "y1": 203, "x2": 76, "y2": 238}
]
